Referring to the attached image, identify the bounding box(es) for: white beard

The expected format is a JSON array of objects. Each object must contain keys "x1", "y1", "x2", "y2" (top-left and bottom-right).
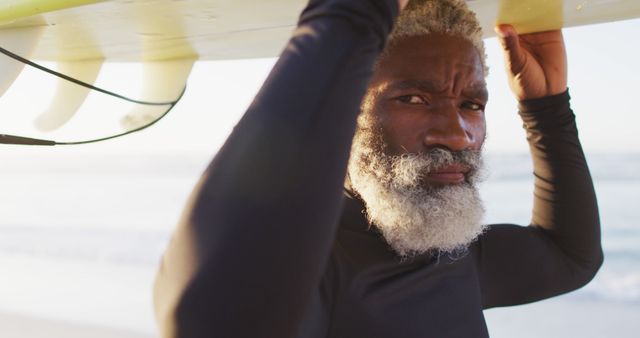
[{"x1": 347, "y1": 116, "x2": 487, "y2": 258}]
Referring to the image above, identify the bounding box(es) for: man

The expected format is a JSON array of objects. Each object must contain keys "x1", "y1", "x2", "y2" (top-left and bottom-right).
[{"x1": 154, "y1": 0, "x2": 602, "y2": 337}]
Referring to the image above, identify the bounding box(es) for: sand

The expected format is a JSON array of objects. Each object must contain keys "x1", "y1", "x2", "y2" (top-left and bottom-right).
[
  {"x1": 485, "y1": 297, "x2": 640, "y2": 338},
  {"x1": 0, "y1": 312, "x2": 157, "y2": 338},
  {"x1": 2, "y1": 297, "x2": 638, "y2": 337}
]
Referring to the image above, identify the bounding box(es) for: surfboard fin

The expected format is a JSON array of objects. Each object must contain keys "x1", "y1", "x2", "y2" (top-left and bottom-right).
[
  {"x1": 0, "y1": 25, "x2": 42, "y2": 98},
  {"x1": 34, "y1": 59, "x2": 104, "y2": 131},
  {"x1": 120, "y1": 58, "x2": 195, "y2": 131}
]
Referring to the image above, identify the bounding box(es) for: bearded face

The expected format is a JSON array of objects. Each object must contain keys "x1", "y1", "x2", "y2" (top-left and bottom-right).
[
  {"x1": 347, "y1": 114, "x2": 486, "y2": 258},
  {"x1": 347, "y1": 34, "x2": 488, "y2": 258}
]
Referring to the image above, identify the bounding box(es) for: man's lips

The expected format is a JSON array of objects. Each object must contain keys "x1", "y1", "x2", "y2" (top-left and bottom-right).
[{"x1": 424, "y1": 164, "x2": 469, "y2": 184}]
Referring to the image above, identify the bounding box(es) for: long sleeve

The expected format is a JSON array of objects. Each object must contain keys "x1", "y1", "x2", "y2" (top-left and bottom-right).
[
  {"x1": 153, "y1": 1, "x2": 399, "y2": 337},
  {"x1": 477, "y1": 90, "x2": 603, "y2": 308}
]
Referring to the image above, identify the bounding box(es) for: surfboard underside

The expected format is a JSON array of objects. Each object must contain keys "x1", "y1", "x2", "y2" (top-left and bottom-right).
[
  {"x1": 0, "y1": 0, "x2": 638, "y2": 62},
  {"x1": 0, "y1": 0, "x2": 637, "y2": 138}
]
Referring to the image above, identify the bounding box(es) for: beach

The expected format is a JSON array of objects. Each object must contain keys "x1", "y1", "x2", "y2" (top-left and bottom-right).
[
  {"x1": 485, "y1": 298, "x2": 640, "y2": 338},
  {"x1": 1, "y1": 297, "x2": 637, "y2": 338},
  {"x1": 0, "y1": 151, "x2": 638, "y2": 337},
  {"x1": 0, "y1": 312, "x2": 155, "y2": 338},
  {"x1": 0, "y1": 292, "x2": 640, "y2": 338}
]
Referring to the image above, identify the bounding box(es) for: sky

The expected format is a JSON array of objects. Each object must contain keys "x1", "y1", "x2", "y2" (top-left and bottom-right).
[{"x1": 0, "y1": 17, "x2": 639, "y2": 156}]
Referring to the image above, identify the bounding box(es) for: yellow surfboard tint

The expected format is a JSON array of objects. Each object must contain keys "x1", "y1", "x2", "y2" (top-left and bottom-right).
[
  {"x1": 0, "y1": 0, "x2": 104, "y2": 24},
  {"x1": 1, "y1": 0, "x2": 636, "y2": 62},
  {"x1": 132, "y1": 1, "x2": 197, "y2": 61},
  {"x1": 497, "y1": 0, "x2": 563, "y2": 34}
]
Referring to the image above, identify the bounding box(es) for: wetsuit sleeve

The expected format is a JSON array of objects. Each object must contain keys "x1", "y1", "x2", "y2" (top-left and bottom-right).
[
  {"x1": 476, "y1": 90, "x2": 603, "y2": 308},
  {"x1": 153, "y1": 1, "x2": 398, "y2": 337}
]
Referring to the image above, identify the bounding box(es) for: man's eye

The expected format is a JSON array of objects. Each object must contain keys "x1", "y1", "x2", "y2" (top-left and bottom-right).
[
  {"x1": 396, "y1": 95, "x2": 426, "y2": 104},
  {"x1": 461, "y1": 101, "x2": 484, "y2": 111}
]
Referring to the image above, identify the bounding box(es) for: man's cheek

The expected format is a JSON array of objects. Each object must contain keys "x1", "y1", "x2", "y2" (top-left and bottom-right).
[{"x1": 379, "y1": 130, "x2": 405, "y2": 156}]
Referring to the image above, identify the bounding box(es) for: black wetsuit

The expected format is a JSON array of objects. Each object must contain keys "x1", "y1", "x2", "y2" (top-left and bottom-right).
[{"x1": 153, "y1": 1, "x2": 603, "y2": 337}]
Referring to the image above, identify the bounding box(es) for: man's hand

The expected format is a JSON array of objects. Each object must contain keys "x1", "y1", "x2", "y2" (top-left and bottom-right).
[
  {"x1": 495, "y1": 24, "x2": 567, "y2": 100},
  {"x1": 398, "y1": 0, "x2": 409, "y2": 10}
]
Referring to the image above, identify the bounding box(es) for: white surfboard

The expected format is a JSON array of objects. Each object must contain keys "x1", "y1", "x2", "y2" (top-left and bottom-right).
[{"x1": 0, "y1": 0, "x2": 638, "y2": 142}]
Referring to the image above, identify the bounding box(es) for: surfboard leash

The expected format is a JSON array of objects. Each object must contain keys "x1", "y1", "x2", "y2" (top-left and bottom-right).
[{"x1": 0, "y1": 45, "x2": 186, "y2": 146}]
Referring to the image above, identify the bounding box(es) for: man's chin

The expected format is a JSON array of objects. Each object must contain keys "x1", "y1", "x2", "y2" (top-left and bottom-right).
[{"x1": 357, "y1": 181, "x2": 486, "y2": 258}]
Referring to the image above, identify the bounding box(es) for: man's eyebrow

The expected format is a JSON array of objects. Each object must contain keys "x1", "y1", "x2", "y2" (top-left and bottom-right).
[
  {"x1": 463, "y1": 83, "x2": 489, "y2": 100},
  {"x1": 385, "y1": 79, "x2": 444, "y2": 93},
  {"x1": 385, "y1": 79, "x2": 488, "y2": 99}
]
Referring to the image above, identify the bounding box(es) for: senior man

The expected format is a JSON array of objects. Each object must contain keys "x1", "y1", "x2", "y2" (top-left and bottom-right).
[{"x1": 154, "y1": 0, "x2": 603, "y2": 337}]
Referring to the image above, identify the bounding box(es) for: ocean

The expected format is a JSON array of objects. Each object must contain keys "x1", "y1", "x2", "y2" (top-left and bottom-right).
[{"x1": 0, "y1": 151, "x2": 638, "y2": 337}]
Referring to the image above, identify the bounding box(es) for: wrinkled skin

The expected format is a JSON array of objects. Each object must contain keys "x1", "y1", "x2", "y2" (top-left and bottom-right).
[
  {"x1": 363, "y1": 24, "x2": 566, "y2": 185},
  {"x1": 366, "y1": 34, "x2": 487, "y2": 185}
]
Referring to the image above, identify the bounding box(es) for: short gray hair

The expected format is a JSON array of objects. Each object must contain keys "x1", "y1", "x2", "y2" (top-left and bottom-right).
[{"x1": 386, "y1": 0, "x2": 487, "y2": 74}]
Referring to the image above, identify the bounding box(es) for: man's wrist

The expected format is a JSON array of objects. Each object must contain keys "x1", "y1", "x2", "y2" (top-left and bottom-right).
[
  {"x1": 518, "y1": 89, "x2": 574, "y2": 132},
  {"x1": 518, "y1": 89, "x2": 570, "y2": 114}
]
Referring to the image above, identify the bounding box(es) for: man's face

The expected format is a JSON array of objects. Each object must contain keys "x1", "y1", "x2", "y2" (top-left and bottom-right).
[
  {"x1": 348, "y1": 34, "x2": 488, "y2": 257},
  {"x1": 369, "y1": 33, "x2": 487, "y2": 183}
]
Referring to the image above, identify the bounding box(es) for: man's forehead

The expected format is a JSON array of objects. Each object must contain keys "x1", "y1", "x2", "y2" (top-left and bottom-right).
[
  {"x1": 376, "y1": 35, "x2": 485, "y2": 76},
  {"x1": 381, "y1": 31, "x2": 487, "y2": 74},
  {"x1": 384, "y1": 34, "x2": 478, "y2": 58},
  {"x1": 385, "y1": 78, "x2": 486, "y2": 91}
]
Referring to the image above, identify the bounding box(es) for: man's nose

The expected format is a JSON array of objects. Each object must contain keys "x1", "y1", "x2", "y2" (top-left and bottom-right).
[{"x1": 422, "y1": 107, "x2": 474, "y2": 151}]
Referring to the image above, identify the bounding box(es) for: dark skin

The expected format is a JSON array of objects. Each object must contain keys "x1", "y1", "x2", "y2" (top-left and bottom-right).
[
  {"x1": 367, "y1": 33, "x2": 488, "y2": 185},
  {"x1": 364, "y1": 25, "x2": 567, "y2": 185},
  {"x1": 495, "y1": 24, "x2": 567, "y2": 100}
]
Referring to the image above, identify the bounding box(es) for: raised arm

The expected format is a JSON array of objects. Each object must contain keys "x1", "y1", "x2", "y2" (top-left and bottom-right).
[
  {"x1": 476, "y1": 25, "x2": 603, "y2": 308},
  {"x1": 153, "y1": 1, "x2": 400, "y2": 337}
]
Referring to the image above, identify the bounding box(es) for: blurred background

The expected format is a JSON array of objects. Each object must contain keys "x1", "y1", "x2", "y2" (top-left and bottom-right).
[{"x1": 0, "y1": 17, "x2": 638, "y2": 338}]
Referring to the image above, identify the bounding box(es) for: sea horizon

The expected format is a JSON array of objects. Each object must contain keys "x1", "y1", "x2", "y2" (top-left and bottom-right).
[{"x1": 0, "y1": 150, "x2": 638, "y2": 337}]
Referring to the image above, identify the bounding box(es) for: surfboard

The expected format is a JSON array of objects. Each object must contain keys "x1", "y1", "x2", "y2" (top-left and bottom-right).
[{"x1": 0, "y1": 0, "x2": 638, "y2": 143}]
